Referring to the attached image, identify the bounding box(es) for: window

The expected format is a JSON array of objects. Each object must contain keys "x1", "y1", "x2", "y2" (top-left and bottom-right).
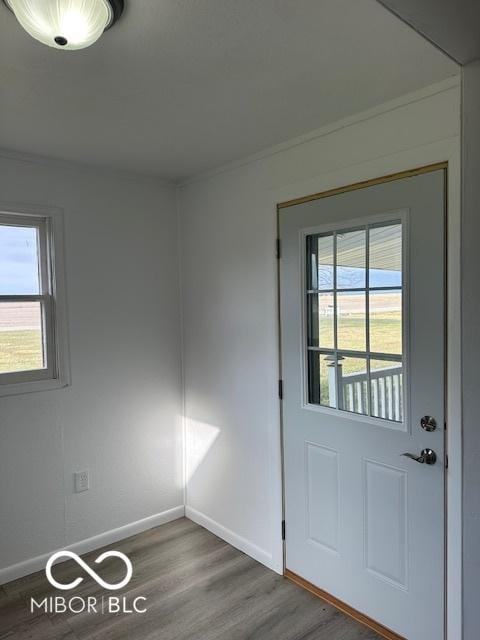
[
  {"x1": 0, "y1": 208, "x2": 69, "y2": 395},
  {"x1": 306, "y1": 220, "x2": 404, "y2": 422}
]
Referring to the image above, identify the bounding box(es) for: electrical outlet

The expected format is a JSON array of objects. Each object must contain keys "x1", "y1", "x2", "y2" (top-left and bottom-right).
[{"x1": 74, "y1": 470, "x2": 89, "y2": 493}]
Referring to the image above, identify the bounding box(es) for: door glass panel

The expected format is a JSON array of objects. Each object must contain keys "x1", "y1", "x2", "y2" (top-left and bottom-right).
[
  {"x1": 369, "y1": 290, "x2": 402, "y2": 355},
  {"x1": 305, "y1": 220, "x2": 404, "y2": 423},
  {"x1": 337, "y1": 229, "x2": 366, "y2": 289},
  {"x1": 307, "y1": 233, "x2": 334, "y2": 290},
  {"x1": 370, "y1": 358, "x2": 403, "y2": 422},
  {"x1": 307, "y1": 293, "x2": 334, "y2": 348},
  {"x1": 369, "y1": 223, "x2": 402, "y2": 288},
  {"x1": 339, "y1": 355, "x2": 368, "y2": 415},
  {"x1": 307, "y1": 351, "x2": 336, "y2": 408},
  {"x1": 337, "y1": 291, "x2": 366, "y2": 351}
]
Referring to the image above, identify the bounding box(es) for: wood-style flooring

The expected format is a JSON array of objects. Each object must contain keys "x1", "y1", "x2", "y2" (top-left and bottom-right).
[{"x1": 0, "y1": 517, "x2": 380, "y2": 639}]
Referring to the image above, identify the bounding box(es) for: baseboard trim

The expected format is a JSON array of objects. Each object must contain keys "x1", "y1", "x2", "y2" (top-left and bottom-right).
[
  {"x1": 0, "y1": 505, "x2": 185, "y2": 586},
  {"x1": 185, "y1": 506, "x2": 276, "y2": 572},
  {"x1": 284, "y1": 570, "x2": 405, "y2": 640}
]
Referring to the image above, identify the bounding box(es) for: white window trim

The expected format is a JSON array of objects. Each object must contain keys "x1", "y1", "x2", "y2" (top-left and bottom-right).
[{"x1": 0, "y1": 203, "x2": 70, "y2": 397}]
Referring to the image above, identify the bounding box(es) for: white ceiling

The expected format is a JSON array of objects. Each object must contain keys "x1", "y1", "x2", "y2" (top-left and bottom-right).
[{"x1": 0, "y1": 0, "x2": 458, "y2": 181}]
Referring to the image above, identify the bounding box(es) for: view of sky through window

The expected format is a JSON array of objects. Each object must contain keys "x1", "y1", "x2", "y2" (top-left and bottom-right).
[{"x1": 0, "y1": 225, "x2": 40, "y2": 295}]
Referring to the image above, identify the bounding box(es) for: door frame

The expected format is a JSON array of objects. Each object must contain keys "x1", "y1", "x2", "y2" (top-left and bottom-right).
[{"x1": 274, "y1": 157, "x2": 461, "y2": 639}]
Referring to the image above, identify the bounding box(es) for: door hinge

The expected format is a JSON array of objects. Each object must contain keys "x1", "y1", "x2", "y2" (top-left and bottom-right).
[
  {"x1": 278, "y1": 379, "x2": 284, "y2": 400},
  {"x1": 281, "y1": 520, "x2": 286, "y2": 540},
  {"x1": 276, "y1": 238, "x2": 281, "y2": 259},
  {"x1": 446, "y1": 454, "x2": 449, "y2": 469}
]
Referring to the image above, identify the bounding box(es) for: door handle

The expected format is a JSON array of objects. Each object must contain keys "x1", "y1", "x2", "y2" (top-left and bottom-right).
[{"x1": 401, "y1": 449, "x2": 437, "y2": 465}]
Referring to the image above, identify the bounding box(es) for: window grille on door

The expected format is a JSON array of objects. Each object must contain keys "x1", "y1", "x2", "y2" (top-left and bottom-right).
[{"x1": 305, "y1": 220, "x2": 404, "y2": 422}]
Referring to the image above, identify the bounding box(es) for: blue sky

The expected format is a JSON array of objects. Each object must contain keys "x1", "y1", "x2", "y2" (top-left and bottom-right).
[
  {"x1": 0, "y1": 225, "x2": 40, "y2": 295},
  {"x1": 1, "y1": 226, "x2": 401, "y2": 296},
  {"x1": 318, "y1": 265, "x2": 401, "y2": 289}
]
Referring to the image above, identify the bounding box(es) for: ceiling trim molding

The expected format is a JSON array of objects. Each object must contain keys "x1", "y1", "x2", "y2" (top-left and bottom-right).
[
  {"x1": 177, "y1": 75, "x2": 460, "y2": 188},
  {"x1": 0, "y1": 77, "x2": 459, "y2": 188},
  {"x1": 0, "y1": 147, "x2": 174, "y2": 188}
]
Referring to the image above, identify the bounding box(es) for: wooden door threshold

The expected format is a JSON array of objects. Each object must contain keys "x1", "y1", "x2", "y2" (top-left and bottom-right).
[{"x1": 284, "y1": 569, "x2": 406, "y2": 640}]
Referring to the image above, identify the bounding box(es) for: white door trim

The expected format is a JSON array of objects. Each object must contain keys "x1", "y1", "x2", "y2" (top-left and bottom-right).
[{"x1": 270, "y1": 140, "x2": 461, "y2": 639}]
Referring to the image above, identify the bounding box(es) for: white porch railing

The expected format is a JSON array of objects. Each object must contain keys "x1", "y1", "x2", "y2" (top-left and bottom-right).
[{"x1": 327, "y1": 363, "x2": 403, "y2": 421}]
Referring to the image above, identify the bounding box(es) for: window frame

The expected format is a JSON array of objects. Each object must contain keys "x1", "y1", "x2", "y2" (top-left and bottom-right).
[
  {"x1": 0, "y1": 204, "x2": 70, "y2": 396},
  {"x1": 299, "y1": 209, "x2": 410, "y2": 432}
]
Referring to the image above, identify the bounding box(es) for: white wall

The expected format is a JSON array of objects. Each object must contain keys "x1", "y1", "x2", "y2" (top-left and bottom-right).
[
  {"x1": 178, "y1": 78, "x2": 461, "y2": 575},
  {"x1": 0, "y1": 77, "x2": 462, "y2": 617},
  {"x1": 461, "y1": 59, "x2": 480, "y2": 640},
  {"x1": 0, "y1": 153, "x2": 183, "y2": 578}
]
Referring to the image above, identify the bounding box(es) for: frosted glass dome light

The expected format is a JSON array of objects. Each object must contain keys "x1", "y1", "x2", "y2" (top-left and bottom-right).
[{"x1": 4, "y1": 0, "x2": 124, "y2": 50}]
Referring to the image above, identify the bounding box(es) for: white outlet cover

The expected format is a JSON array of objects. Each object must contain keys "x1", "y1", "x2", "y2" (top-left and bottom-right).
[{"x1": 74, "y1": 470, "x2": 89, "y2": 493}]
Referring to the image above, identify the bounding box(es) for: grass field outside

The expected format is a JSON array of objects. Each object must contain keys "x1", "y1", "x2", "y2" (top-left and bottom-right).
[
  {"x1": 312, "y1": 291, "x2": 403, "y2": 408},
  {"x1": 315, "y1": 292, "x2": 402, "y2": 357},
  {"x1": 0, "y1": 302, "x2": 44, "y2": 373},
  {"x1": 0, "y1": 296, "x2": 401, "y2": 380},
  {"x1": 0, "y1": 330, "x2": 43, "y2": 372}
]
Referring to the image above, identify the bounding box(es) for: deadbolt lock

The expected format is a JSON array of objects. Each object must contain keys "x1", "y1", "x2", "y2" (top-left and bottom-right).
[{"x1": 420, "y1": 415, "x2": 437, "y2": 432}]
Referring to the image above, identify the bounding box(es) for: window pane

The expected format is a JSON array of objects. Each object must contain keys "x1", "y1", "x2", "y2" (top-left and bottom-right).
[
  {"x1": 307, "y1": 233, "x2": 334, "y2": 290},
  {"x1": 307, "y1": 293, "x2": 334, "y2": 348},
  {"x1": 0, "y1": 225, "x2": 40, "y2": 295},
  {"x1": 337, "y1": 229, "x2": 366, "y2": 289},
  {"x1": 337, "y1": 291, "x2": 366, "y2": 351},
  {"x1": 339, "y1": 355, "x2": 368, "y2": 415},
  {"x1": 370, "y1": 358, "x2": 403, "y2": 422},
  {"x1": 308, "y1": 351, "x2": 336, "y2": 407},
  {"x1": 0, "y1": 302, "x2": 44, "y2": 373},
  {"x1": 369, "y1": 290, "x2": 402, "y2": 355},
  {"x1": 369, "y1": 223, "x2": 402, "y2": 288},
  {"x1": 305, "y1": 220, "x2": 405, "y2": 424}
]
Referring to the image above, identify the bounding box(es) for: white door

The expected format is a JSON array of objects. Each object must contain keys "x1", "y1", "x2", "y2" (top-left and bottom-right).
[{"x1": 279, "y1": 169, "x2": 445, "y2": 640}]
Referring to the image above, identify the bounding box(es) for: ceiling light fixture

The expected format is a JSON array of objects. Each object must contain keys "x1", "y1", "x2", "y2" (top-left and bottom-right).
[{"x1": 3, "y1": 0, "x2": 124, "y2": 50}]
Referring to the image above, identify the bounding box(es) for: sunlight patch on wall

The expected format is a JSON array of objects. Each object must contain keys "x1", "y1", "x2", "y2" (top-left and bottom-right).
[{"x1": 185, "y1": 418, "x2": 220, "y2": 484}]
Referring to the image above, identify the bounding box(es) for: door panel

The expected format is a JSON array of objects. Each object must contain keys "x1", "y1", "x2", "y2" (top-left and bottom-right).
[
  {"x1": 279, "y1": 169, "x2": 445, "y2": 640},
  {"x1": 306, "y1": 442, "x2": 339, "y2": 553},
  {"x1": 364, "y1": 459, "x2": 407, "y2": 590}
]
